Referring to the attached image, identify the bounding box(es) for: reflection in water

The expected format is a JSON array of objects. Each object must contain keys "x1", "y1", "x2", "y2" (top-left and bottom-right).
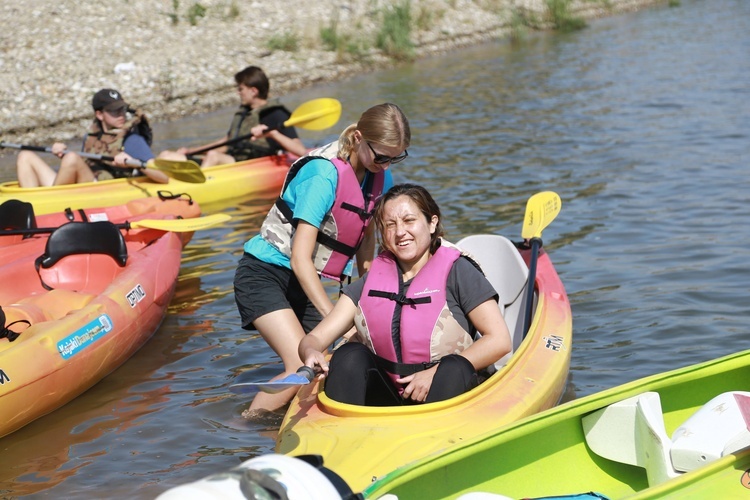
[{"x1": 1, "y1": 0, "x2": 749, "y2": 496}]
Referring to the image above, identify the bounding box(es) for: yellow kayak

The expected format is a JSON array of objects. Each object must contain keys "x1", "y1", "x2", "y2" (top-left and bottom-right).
[
  {"x1": 275, "y1": 234, "x2": 573, "y2": 492},
  {"x1": 0, "y1": 154, "x2": 292, "y2": 215}
]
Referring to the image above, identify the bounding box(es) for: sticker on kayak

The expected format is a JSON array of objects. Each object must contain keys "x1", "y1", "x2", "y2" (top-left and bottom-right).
[
  {"x1": 544, "y1": 334, "x2": 565, "y2": 351},
  {"x1": 0, "y1": 369, "x2": 10, "y2": 385},
  {"x1": 88, "y1": 213, "x2": 110, "y2": 222},
  {"x1": 126, "y1": 284, "x2": 146, "y2": 308},
  {"x1": 741, "y1": 468, "x2": 750, "y2": 489},
  {"x1": 57, "y1": 314, "x2": 114, "y2": 359}
]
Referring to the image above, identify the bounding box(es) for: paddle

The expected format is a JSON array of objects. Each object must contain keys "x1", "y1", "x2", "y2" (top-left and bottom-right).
[
  {"x1": 229, "y1": 366, "x2": 316, "y2": 395},
  {"x1": 187, "y1": 97, "x2": 342, "y2": 156},
  {"x1": 520, "y1": 191, "x2": 562, "y2": 337},
  {"x1": 0, "y1": 213, "x2": 231, "y2": 236},
  {"x1": 0, "y1": 142, "x2": 206, "y2": 184}
]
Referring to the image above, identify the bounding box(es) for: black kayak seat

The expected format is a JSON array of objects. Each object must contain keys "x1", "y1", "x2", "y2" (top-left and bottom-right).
[
  {"x1": 37, "y1": 221, "x2": 128, "y2": 269},
  {"x1": 0, "y1": 199, "x2": 37, "y2": 236}
]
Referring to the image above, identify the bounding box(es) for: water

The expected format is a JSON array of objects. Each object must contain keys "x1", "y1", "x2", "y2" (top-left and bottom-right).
[{"x1": 1, "y1": 0, "x2": 749, "y2": 496}]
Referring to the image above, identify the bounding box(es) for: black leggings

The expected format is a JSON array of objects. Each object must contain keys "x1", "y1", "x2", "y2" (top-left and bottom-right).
[{"x1": 324, "y1": 342, "x2": 478, "y2": 406}]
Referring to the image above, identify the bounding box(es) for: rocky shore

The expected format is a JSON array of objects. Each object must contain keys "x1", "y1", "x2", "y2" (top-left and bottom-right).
[{"x1": 0, "y1": 0, "x2": 664, "y2": 149}]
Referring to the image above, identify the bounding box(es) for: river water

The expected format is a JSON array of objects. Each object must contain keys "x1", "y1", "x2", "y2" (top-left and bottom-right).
[{"x1": 1, "y1": 0, "x2": 749, "y2": 497}]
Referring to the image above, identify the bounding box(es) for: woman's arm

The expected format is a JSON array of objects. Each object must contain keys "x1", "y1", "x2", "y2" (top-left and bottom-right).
[
  {"x1": 251, "y1": 125, "x2": 307, "y2": 157},
  {"x1": 122, "y1": 134, "x2": 169, "y2": 183},
  {"x1": 298, "y1": 295, "x2": 358, "y2": 376},
  {"x1": 459, "y1": 300, "x2": 512, "y2": 370},
  {"x1": 355, "y1": 222, "x2": 376, "y2": 276}
]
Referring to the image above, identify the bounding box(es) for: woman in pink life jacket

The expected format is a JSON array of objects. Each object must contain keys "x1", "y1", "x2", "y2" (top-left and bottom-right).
[
  {"x1": 234, "y1": 103, "x2": 410, "y2": 415},
  {"x1": 299, "y1": 184, "x2": 511, "y2": 405}
]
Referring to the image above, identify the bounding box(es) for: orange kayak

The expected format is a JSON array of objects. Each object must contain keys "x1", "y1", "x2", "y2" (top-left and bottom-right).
[{"x1": 0, "y1": 198, "x2": 200, "y2": 438}]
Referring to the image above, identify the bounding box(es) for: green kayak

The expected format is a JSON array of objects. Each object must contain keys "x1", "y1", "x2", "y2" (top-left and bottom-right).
[{"x1": 363, "y1": 349, "x2": 750, "y2": 500}]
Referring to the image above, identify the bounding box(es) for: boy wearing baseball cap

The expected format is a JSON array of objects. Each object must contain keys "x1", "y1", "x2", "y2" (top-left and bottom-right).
[{"x1": 16, "y1": 88, "x2": 168, "y2": 187}]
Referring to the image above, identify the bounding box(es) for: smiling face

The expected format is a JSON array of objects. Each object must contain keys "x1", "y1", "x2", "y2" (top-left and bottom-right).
[{"x1": 381, "y1": 194, "x2": 439, "y2": 276}]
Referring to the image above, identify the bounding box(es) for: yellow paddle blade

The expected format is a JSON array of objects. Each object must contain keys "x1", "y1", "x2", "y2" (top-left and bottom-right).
[
  {"x1": 149, "y1": 159, "x2": 206, "y2": 183},
  {"x1": 284, "y1": 98, "x2": 342, "y2": 131},
  {"x1": 522, "y1": 191, "x2": 562, "y2": 240},
  {"x1": 129, "y1": 213, "x2": 231, "y2": 232}
]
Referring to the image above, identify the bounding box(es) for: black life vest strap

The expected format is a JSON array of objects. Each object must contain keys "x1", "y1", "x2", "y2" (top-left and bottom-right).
[
  {"x1": 374, "y1": 353, "x2": 439, "y2": 376},
  {"x1": 367, "y1": 289, "x2": 432, "y2": 306},
  {"x1": 274, "y1": 197, "x2": 361, "y2": 258},
  {"x1": 339, "y1": 201, "x2": 373, "y2": 221},
  {"x1": 0, "y1": 306, "x2": 30, "y2": 343}
]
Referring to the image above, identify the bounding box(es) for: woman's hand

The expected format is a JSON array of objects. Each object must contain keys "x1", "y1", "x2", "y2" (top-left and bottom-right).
[
  {"x1": 301, "y1": 349, "x2": 329, "y2": 379},
  {"x1": 396, "y1": 365, "x2": 438, "y2": 402}
]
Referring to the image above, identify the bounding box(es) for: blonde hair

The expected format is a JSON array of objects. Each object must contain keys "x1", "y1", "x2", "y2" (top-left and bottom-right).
[{"x1": 337, "y1": 103, "x2": 410, "y2": 160}]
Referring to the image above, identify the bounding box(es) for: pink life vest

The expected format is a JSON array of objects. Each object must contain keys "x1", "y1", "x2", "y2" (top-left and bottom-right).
[
  {"x1": 356, "y1": 245, "x2": 473, "y2": 386},
  {"x1": 260, "y1": 153, "x2": 384, "y2": 281}
]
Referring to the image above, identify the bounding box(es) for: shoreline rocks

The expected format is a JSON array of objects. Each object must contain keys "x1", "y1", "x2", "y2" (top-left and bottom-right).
[{"x1": 0, "y1": 0, "x2": 665, "y2": 149}]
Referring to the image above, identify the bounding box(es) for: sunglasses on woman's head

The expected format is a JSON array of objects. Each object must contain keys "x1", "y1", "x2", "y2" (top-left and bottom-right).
[{"x1": 366, "y1": 142, "x2": 408, "y2": 165}]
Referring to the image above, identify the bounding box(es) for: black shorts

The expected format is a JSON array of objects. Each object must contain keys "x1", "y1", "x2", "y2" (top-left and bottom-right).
[{"x1": 233, "y1": 252, "x2": 323, "y2": 333}]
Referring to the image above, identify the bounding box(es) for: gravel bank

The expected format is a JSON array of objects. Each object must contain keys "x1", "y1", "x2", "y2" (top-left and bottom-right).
[{"x1": 0, "y1": 0, "x2": 664, "y2": 148}]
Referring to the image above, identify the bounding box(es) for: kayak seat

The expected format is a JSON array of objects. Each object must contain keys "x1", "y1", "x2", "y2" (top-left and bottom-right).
[
  {"x1": 456, "y1": 234, "x2": 529, "y2": 368},
  {"x1": 0, "y1": 199, "x2": 37, "y2": 239},
  {"x1": 582, "y1": 391, "x2": 750, "y2": 487},
  {"x1": 35, "y1": 222, "x2": 128, "y2": 291}
]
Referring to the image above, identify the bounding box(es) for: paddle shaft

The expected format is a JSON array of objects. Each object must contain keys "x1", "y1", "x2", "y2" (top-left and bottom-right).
[
  {"x1": 187, "y1": 97, "x2": 341, "y2": 157},
  {"x1": 0, "y1": 142, "x2": 148, "y2": 169},
  {"x1": 188, "y1": 129, "x2": 275, "y2": 157},
  {"x1": 522, "y1": 237, "x2": 541, "y2": 338}
]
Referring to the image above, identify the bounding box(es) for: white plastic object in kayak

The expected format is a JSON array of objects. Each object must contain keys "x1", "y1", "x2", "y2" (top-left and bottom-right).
[
  {"x1": 670, "y1": 391, "x2": 750, "y2": 472},
  {"x1": 582, "y1": 390, "x2": 750, "y2": 487}
]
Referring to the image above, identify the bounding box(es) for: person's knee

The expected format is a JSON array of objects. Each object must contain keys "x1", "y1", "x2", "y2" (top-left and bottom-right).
[
  {"x1": 427, "y1": 354, "x2": 478, "y2": 403},
  {"x1": 158, "y1": 150, "x2": 185, "y2": 161},
  {"x1": 17, "y1": 150, "x2": 35, "y2": 164},
  {"x1": 202, "y1": 150, "x2": 233, "y2": 167},
  {"x1": 58, "y1": 153, "x2": 85, "y2": 177},
  {"x1": 16, "y1": 151, "x2": 41, "y2": 172},
  {"x1": 330, "y1": 342, "x2": 372, "y2": 367}
]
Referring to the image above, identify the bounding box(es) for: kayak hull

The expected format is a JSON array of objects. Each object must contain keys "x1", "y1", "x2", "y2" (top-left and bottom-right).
[
  {"x1": 363, "y1": 349, "x2": 750, "y2": 499},
  {"x1": 0, "y1": 154, "x2": 291, "y2": 215},
  {"x1": 0, "y1": 202, "x2": 197, "y2": 438},
  {"x1": 276, "y1": 243, "x2": 573, "y2": 492}
]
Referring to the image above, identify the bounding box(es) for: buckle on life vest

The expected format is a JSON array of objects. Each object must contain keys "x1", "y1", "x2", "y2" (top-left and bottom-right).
[{"x1": 368, "y1": 290, "x2": 432, "y2": 306}]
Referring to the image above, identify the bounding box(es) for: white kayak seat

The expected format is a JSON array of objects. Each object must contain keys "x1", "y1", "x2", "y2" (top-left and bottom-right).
[
  {"x1": 455, "y1": 234, "x2": 529, "y2": 368},
  {"x1": 582, "y1": 392, "x2": 679, "y2": 487},
  {"x1": 670, "y1": 391, "x2": 750, "y2": 472},
  {"x1": 582, "y1": 391, "x2": 750, "y2": 487}
]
